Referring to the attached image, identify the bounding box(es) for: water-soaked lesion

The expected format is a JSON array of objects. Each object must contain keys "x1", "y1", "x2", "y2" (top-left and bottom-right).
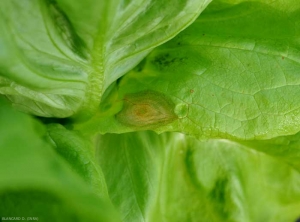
[
  {"x1": 152, "y1": 53, "x2": 186, "y2": 69},
  {"x1": 116, "y1": 91, "x2": 177, "y2": 128}
]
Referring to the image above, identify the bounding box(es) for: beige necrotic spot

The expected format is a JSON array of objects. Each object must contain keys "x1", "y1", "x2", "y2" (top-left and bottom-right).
[{"x1": 116, "y1": 91, "x2": 176, "y2": 128}]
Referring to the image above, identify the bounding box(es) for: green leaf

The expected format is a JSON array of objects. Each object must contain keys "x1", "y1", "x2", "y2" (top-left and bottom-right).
[
  {"x1": 0, "y1": 99, "x2": 120, "y2": 222},
  {"x1": 46, "y1": 124, "x2": 109, "y2": 196},
  {"x1": 0, "y1": 1, "x2": 89, "y2": 117},
  {"x1": 237, "y1": 131, "x2": 300, "y2": 172},
  {"x1": 55, "y1": 0, "x2": 212, "y2": 91},
  {"x1": 0, "y1": 0, "x2": 211, "y2": 118},
  {"x1": 89, "y1": 0, "x2": 300, "y2": 139},
  {"x1": 96, "y1": 131, "x2": 300, "y2": 222},
  {"x1": 96, "y1": 131, "x2": 166, "y2": 222}
]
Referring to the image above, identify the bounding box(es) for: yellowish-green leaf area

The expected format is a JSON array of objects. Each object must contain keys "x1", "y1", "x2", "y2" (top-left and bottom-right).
[
  {"x1": 94, "y1": 0, "x2": 300, "y2": 139},
  {"x1": 96, "y1": 131, "x2": 300, "y2": 222},
  {"x1": 116, "y1": 91, "x2": 177, "y2": 129},
  {"x1": 0, "y1": 0, "x2": 212, "y2": 118}
]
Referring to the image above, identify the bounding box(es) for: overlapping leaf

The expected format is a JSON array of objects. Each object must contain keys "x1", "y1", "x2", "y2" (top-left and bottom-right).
[
  {"x1": 0, "y1": 0, "x2": 211, "y2": 118},
  {"x1": 96, "y1": 131, "x2": 300, "y2": 222},
  {"x1": 0, "y1": 99, "x2": 120, "y2": 221},
  {"x1": 89, "y1": 0, "x2": 300, "y2": 140}
]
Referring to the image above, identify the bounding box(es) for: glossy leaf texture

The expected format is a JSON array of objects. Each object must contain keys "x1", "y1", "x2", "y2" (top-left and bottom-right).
[
  {"x1": 0, "y1": 99, "x2": 121, "y2": 222},
  {"x1": 0, "y1": 0, "x2": 211, "y2": 118},
  {"x1": 96, "y1": 131, "x2": 300, "y2": 222},
  {"x1": 87, "y1": 0, "x2": 300, "y2": 140},
  {"x1": 96, "y1": 131, "x2": 167, "y2": 222},
  {"x1": 237, "y1": 131, "x2": 300, "y2": 172},
  {"x1": 0, "y1": 0, "x2": 88, "y2": 117},
  {"x1": 46, "y1": 124, "x2": 108, "y2": 195}
]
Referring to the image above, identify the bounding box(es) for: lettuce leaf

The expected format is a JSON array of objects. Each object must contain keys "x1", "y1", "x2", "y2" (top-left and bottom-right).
[
  {"x1": 1, "y1": 1, "x2": 300, "y2": 221},
  {"x1": 84, "y1": 0, "x2": 300, "y2": 140},
  {"x1": 0, "y1": 99, "x2": 120, "y2": 221},
  {"x1": 97, "y1": 131, "x2": 300, "y2": 222},
  {"x1": 0, "y1": 0, "x2": 211, "y2": 118}
]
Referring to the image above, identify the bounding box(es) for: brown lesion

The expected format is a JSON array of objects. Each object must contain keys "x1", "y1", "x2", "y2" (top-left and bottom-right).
[
  {"x1": 116, "y1": 91, "x2": 177, "y2": 128},
  {"x1": 132, "y1": 104, "x2": 152, "y2": 119}
]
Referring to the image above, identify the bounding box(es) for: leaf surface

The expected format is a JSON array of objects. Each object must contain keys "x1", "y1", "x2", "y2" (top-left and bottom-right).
[
  {"x1": 0, "y1": 0, "x2": 211, "y2": 118},
  {"x1": 0, "y1": 99, "x2": 120, "y2": 222},
  {"x1": 96, "y1": 131, "x2": 300, "y2": 222},
  {"x1": 90, "y1": 0, "x2": 300, "y2": 139}
]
